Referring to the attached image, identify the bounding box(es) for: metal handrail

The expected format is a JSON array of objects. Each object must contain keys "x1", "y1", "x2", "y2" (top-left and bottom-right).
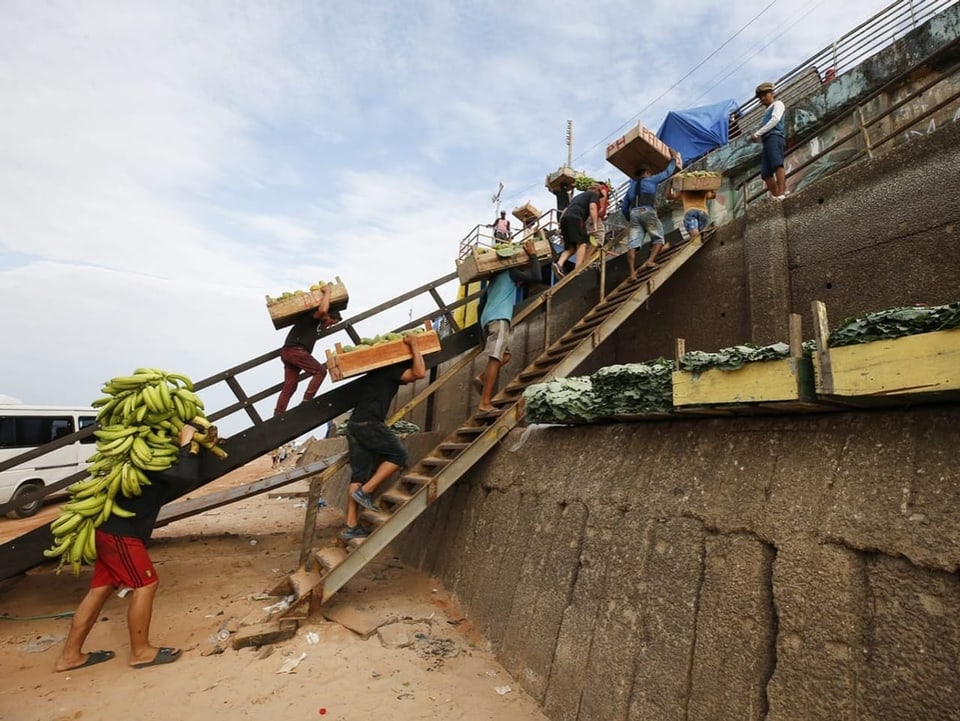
[
  {"x1": 733, "y1": 0, "x2": 954, "y2": 129},
  {"x1": 742, "y1": 49, "x2": 960, "y2": 205}
]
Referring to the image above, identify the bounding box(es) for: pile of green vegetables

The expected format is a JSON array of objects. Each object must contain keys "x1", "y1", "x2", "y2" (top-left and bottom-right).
[
  {"x1": 827, "y1": 302, "x2": 960, "y2": 347},
  {"x1": 338, "y1": 327, "x2": 427, "y2": 354},
  {"x1": 523, "y1": 360, "x2": 674, "y2": 424}
]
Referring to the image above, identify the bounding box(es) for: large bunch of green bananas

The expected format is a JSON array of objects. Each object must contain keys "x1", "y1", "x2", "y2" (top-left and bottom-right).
[{"x1": 43, "y1": 368, "x2": 223, "y2": 575}]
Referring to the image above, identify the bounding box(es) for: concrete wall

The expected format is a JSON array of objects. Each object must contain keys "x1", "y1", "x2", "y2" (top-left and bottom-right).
[
  {"x1": 394, "y1": 407, "x2": 960, "y2": 721},
  {"x1": 378, "y1": 119, "x2": 960, "y2": 719}
]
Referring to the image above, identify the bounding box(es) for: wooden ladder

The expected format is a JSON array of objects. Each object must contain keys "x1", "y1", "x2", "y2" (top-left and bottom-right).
[{"x1": 283, "y1": 232, "x2": 714, "y2": 613}]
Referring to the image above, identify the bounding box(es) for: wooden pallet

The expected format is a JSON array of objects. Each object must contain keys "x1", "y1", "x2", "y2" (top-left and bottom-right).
[
  {"x1": 455, "y1": 237, "x2": 553, "y2": 284},
  {"x1": 811, "y1": 300, "x2": 960, "y2": 404},
  {"x1": 606, "y1": 122, "x2": 674, "y2": 177},
  {"x1": 325, "y1": 321, "x2": 442, "y2": 381},
  {"x1": 266, "y1": 277, "x2": 349, "y2": 330}
]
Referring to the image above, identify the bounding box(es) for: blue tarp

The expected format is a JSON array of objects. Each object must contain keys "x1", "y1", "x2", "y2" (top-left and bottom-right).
[{"x1": 656, "y1": 99, "x2": 739, "y2": 164}]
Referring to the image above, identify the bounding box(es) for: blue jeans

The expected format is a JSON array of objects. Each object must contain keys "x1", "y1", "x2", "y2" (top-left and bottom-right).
[
  {"x1": 627, "y1": 207, "x2": 665, "y2": 250},
  {"x1": 683, "y1": 210, "x2": 710, "y2": 234}
]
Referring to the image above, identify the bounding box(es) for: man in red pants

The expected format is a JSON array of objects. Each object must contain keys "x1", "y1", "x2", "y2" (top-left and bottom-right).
[{"x1": 274, "y1": 284, "x2": 341, "y2": 416}]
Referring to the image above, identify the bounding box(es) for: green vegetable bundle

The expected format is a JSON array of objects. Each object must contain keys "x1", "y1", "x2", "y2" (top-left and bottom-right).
[{"x1": 827, "y1": 302, "x2": 960, "y2": 348}]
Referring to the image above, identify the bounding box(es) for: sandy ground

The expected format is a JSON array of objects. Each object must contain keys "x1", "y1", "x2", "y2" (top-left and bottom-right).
[{"x1": 0, "y1": 455, "x2": 549, "y2": 721}]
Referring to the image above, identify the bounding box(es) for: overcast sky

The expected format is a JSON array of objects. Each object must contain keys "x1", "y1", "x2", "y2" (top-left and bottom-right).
[{"x1": 0, "y1": 0, "x2": 901, "y2": 425}]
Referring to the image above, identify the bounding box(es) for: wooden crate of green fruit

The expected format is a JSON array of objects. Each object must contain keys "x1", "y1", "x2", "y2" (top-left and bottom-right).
[
  {"x1": 545, "y1": 166, "x2": 581, "y2": 192},
  {"x1": 325, "y1": 322, "x2": 442, "y2": 381},
  {"x1": 266, "y1": 276, "x2": 349, "y2": 330},
  {"x1": 456, "y1": 237, "x2": 553, "y2": 285},
  {"x1": 673, "y1": 171, "x2": 722, "y2": 191},
  {"x1": 605, "y1": 122, "x2": 674, "y2": 177}
]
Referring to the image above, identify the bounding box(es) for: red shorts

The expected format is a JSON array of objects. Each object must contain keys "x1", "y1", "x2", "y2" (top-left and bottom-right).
[{"x1": 91, "y1": 530, "x2": 159, "y2": 589}]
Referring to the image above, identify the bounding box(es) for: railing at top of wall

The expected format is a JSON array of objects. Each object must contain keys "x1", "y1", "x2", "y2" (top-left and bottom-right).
[{"x1": 733, "y1": 0, "x2": 954, "y2": 131}]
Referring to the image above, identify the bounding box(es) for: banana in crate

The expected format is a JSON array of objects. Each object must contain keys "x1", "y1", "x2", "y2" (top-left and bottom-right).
[{"x1": 44, "y1": 368, "x2": 228, "y2": 575}]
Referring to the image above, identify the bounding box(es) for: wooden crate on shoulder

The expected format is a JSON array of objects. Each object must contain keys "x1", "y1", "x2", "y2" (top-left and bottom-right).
[
  {"x1": 811, "y1": 300, "x2": 960, "y2": 404},
  {"x1": 545, "y1": 166, "x2": 580, "y2": 192},
  {"x1": 512, "y1": 202, "x2": 540, "y2": 226},
  {"x1": 325, "y1": 322, "x2": 441, "y2": 382},
  {"x1": 673, "y1": 173, "x2": 722, "y2": 192},
  {"x1": 606, "y1": 122, "x2": 673, "y2": 178},
  {"x1": 456, "y1": 237, "x2": 553, "y2": 285},
  {"x1": 266, "y1": 277, "x2": 349, "y2": 330},
  {"x1": 672, "y1": 315, "x2": 818, "y2": 411}
]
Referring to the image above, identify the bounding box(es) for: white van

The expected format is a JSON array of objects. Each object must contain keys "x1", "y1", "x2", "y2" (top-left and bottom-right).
[{"x1": 0, "y1": 406, "x2": 98, "y2": 518}]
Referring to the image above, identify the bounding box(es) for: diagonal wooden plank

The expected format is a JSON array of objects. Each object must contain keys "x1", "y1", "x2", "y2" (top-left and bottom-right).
[{"x1": 314, "y1": 236, "x2": 713, "y2": 606}]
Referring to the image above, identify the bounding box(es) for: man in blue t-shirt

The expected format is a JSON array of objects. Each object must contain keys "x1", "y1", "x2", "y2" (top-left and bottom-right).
[
  {"x1": 621, "y1": 150, "x2": 682, "y2": 277},
  {"x1": 475, "y1": 238, "x2": 542, "y2": 414}
]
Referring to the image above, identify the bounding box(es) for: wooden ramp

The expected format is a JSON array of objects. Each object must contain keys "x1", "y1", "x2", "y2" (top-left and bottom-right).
[{"x1": 285, "y1": 233, "x2": 714, "y2": 615}]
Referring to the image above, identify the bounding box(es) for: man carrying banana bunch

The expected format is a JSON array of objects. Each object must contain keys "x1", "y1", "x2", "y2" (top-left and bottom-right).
[{"x1": 55, "y1": 422, "x2": 217, "y2": 672}]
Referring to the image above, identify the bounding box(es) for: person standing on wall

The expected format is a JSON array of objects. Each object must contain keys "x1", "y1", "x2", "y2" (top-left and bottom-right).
[
  {"x1": 490, "y1": 211, "x2": 511, "y2": 241},
  {"x1": 622, "y1": 151, "x2": 682, "y2": 278},
  {"x1": 751, "y1": 82, "x2": 787, "y2": 200}
]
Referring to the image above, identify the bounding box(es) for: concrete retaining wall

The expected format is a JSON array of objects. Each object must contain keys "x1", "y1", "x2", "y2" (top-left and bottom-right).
[{"x1": 393, "y1": 407, "x2": 960, "y2": 720}]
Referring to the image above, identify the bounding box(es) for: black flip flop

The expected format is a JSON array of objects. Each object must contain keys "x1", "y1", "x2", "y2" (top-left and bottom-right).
[
  {"x1": 132, "y1": 647, "x2": 182, "y2": 669},
  {"x1": 60, "y1": 649, "x2": 115, "y2": 672}
]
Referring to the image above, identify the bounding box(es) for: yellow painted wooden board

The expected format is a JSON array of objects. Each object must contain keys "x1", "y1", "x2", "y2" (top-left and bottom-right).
[
  {"x1": 266, "y1": 277, "x2": 349, "y2": 330},
  {"x1": 455, "y1": 237, "x2": 552, "y2": 284},
  {"x1": 813, "y1": 327, "x2": 960, "y2": 397},
  {"x1": 672, "y1": 357, "x2": 812, "y2": 406},
  {"x1": 325, "y1": 330, "x2": 441, "y2": 382}
]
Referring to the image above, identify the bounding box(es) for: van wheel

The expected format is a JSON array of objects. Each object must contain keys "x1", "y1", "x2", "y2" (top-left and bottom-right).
[{"x1": 7, "y1": 482, "x2": 44, "y2": 519}]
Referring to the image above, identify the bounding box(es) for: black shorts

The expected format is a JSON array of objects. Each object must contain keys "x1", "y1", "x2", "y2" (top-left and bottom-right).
[
  {"x1": 346, "y1": 420, "x2": 408, "y2": 482},
  {"x1": 559, "y1": 213, "x2": 588, "y2": 250}
]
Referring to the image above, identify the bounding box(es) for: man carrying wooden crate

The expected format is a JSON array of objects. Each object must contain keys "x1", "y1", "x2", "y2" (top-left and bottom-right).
[
  {"x1": 341, "y1": 333, "x2": 427, "y2": 541},
  {"x1": 475, "y1": 238, "x2": 543, "y2": 415},
  {"x1": 273, "y1": 284, "x2": 342, "y2": 417}
]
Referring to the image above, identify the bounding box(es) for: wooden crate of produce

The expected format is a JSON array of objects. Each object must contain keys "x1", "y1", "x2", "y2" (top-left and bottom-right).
[
  {"x1": 266, "y1": 277, "x2": 349, "y2": 330},
  {"x1": 605, "y1": 122, "x2": 673, "y2": 178},
  {"x1": 325, "y1": 322, "x2": 441, "y2": 382},
  {"x1": 456, "y1": 237, "x2": 553, "y2": 285},
  {"x1": 673, "y1": 172, "x2": 722, "y2": 191},
  {"x1": 512, "y1": 202, "x2": 541, "y2": 225},
  {"x1": 811, "y1": 300, "x2": 960, "y2": 403},
  {"x1": 545, "y1": 166, "x2": 581, "y2": 192}
]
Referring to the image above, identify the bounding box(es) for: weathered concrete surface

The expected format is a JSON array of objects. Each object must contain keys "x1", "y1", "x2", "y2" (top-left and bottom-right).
[{"x1": 393, "y1": 407, "x2": 960, "y2": 720}]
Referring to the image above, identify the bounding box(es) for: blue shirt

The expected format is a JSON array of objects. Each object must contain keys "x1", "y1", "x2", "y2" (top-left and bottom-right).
[
  {"x1": 622, "y1": 158, "x2": 677, "y2": 218},
  {"x1": 480, "y1": 271, "x2": 519, "y2": 326}
]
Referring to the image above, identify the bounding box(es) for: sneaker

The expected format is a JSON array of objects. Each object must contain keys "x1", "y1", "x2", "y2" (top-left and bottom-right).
[
  {"x1": 340, "y1": 525, "x2": 370, "y2": 541},
  {"x1": 352, "y1": 489, "x2": 382, "y2": 512}
]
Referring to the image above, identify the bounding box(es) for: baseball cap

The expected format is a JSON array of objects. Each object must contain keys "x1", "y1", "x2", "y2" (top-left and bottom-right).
[{"x1": 755, "y1": 82, "x2": 775, "y2": 97}]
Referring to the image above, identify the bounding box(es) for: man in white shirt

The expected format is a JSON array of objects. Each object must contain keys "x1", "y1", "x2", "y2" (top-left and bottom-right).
[{"x1": 751, "y1": 82, "x2": 787, "y2": 200}]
